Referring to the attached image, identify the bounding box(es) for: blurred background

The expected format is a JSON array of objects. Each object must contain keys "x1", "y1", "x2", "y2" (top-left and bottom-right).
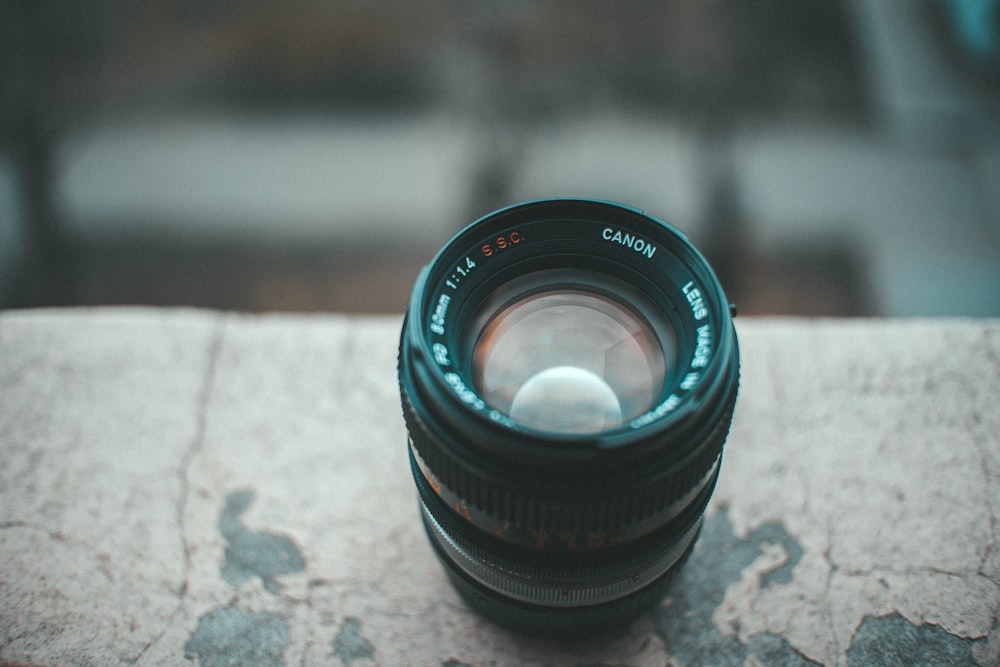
[{"x1": 1, "y1": 0, "x2": 998, "y2": 316}]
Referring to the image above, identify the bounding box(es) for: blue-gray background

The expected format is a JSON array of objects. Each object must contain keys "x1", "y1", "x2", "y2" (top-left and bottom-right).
[{"x1": 2, "y1": 0, "x2": 998, "y2": 316}]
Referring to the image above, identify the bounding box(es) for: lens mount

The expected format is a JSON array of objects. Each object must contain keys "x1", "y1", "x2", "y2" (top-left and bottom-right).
[{"x1": 398, "y1": 199, "x2": 739, "y2": 635}]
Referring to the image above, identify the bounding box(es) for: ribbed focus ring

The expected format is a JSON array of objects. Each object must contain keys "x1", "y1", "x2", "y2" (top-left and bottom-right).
[
  {"x1": 420, "y1": 501, "x2": 702, "y2": 607},
  {"x1": 401, "y1": 373, "x2": 737, "y2": 539}
]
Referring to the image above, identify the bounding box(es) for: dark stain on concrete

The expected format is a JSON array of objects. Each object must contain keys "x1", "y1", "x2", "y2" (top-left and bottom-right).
[
  {"x1": 758, "y1": 523, "x2": 803, "y2": 590},
  {"x1": 846, "y1": 612, "x2": 984, "y2": 666},
  {"x1": 332, "y1": 616, "x2": 375, "y2": 665},
  {"x1": 653, "y1": 505, "x2": 819, "y2": 666},
  {"x1": 184, "y1": 607, "x2": 289, "y2": 667},
  {"x1": 219, "y1": 490, "x2": 306, "y2": 594}
]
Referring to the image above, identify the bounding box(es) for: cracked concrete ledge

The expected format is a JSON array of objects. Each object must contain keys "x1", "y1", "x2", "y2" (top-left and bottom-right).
[{"x1": 1, "y1": 308, "x2": 998, "y2": 667}]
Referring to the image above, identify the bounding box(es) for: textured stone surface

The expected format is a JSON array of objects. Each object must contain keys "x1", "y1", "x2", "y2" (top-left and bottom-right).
[{"x1": 1, "y1": 309, "x2": 998, "y2": 666}]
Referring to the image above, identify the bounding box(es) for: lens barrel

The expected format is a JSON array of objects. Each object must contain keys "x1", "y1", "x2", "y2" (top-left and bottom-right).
[{"x1": 398, "y1": 199, "x2": 739, "y2": 636}]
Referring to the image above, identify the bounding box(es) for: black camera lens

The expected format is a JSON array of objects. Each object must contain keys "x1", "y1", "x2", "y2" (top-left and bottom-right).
[{"x1": 398, "y1": 199, "x2": 739, "y2": 636}]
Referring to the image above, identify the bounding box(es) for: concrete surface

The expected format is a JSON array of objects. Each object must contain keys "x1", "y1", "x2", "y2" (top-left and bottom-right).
[{"x1": 1, "y1": 308, "x2": 998, "y2": 666}]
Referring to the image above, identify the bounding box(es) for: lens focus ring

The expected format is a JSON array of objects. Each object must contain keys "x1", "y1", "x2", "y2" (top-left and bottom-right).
[{"x1": 402, "y1": 378, "x2": 736, "y2": 546}]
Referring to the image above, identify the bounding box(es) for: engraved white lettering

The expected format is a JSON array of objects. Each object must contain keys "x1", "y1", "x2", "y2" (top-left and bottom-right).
[
  {"x1": 444, "y1": 372, "x2": 485, "y2": 410},
  {"x1": 432, "y1": 343, "x2": 451, "y2": 366},
  {"x1": 430, "y1": 294, "x2": 451, "y2": 335},
  {"x1": 692, "y1": 324, "x2": 712, "y2": 369},
  {"x1": 602, "y1": 227, "x2": 656, "y2": 258},
  {"x1": 680, "y1": 372, "x2": 700, "y2": 390},
  {"x1": 682, "y1": 281, "x2": 708, "y2": 320},
  {"x1": 630, "y1": 394, "x2": 682, "y2": 428}
]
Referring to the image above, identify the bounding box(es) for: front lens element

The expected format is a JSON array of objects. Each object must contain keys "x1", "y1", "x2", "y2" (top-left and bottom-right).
[{"x1": 472, "y1": 285, "x2": 670, "y2": 434}]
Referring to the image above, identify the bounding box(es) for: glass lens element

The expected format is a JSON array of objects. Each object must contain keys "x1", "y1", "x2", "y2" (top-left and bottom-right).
[{"x1": 472, "y1": 290, "x2": 668, "y2": 434}]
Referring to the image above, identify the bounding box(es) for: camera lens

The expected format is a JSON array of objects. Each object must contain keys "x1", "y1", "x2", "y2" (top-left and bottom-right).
[{"x1": 398, "y1": 199, "x2": 739, "y2": 636}]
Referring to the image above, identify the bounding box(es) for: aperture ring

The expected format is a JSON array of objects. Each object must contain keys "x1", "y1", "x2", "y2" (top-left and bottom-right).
[{"x1": 420, "y1": 498, "x2": 703, "y2": 608}]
